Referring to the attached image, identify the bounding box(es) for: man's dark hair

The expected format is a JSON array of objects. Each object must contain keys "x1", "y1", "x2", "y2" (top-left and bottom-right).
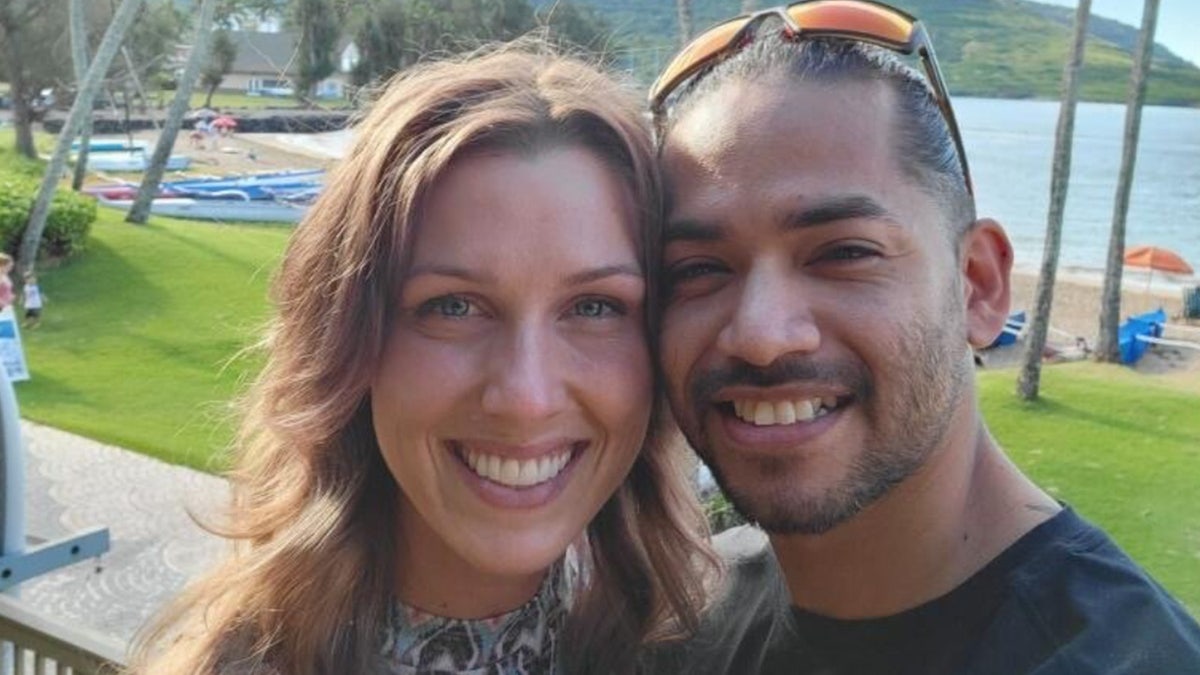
[{"x1": 660, "y1": 33, "x2": 976, "y2": 238}]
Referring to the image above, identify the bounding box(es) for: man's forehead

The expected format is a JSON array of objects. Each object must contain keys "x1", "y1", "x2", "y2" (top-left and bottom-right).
[
  {"x1": 664, "y1": 75, "x2": 895, "y2": 164},
  {"x1": 661, "y1": 77, "x2": 900, "y2": 208}
]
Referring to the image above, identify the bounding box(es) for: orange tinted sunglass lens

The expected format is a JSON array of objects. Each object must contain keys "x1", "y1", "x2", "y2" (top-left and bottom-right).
[
  {"x1": 654, "y1": 18, "x2": 748, "y2": 102},
  {"x1": 788, "y1": 1, "x2": 913, "y2": 45}
]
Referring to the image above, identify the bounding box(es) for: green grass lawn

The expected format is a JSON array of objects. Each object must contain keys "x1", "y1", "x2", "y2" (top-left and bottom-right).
[
  {"x1": 16, "y1": 209, "x2": 289, "y2": 472},
  {"x1": 980, "y1": 363, "x2": 1200, "y2": 617},
  {"x1": 147, "y1": 89, "x2": 351, "y2": 112}
]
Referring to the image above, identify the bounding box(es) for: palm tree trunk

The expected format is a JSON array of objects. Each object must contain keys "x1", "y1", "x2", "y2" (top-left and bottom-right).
[
  {"x1": 676, "y1": 0, "x2": 693, "y2": 48},
  {"x1": 1016, "y1": 0, "x2": 1091, "y2": 400},
  {"x1": 69, "y1": 0, "x2": 94, "y2": 191},
  {"x1": 16, "y1": 0, "x2": 147, "y2": 280},
  {"x1": 1095, "y1": 0, "x2": 1160, "y2": 363},
  {"x1": 127, "y1": 0, "x2": 217, "y2": 225}
]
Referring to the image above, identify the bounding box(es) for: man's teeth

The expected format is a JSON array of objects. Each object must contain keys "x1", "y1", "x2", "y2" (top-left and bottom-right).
[
  {"x1": 732, "y1": 397, "x2": 838, "y2": 426},
  {"x1": 463, "y1": 448, "x2": 573, "y2": 487}
]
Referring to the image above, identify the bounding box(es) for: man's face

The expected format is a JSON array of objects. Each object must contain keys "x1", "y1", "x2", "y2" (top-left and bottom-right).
[{"x1": 659, "y1": 77, "x2": 978, "y2": 534}]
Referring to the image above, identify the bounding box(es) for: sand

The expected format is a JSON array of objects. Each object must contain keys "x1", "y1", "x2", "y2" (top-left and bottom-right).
[
  {"x1": 986, "y1": 270, "x2": 1200, "y2": 378},
  {"x1": 83, "y1": 128, "x2": 339, "y2": 184}
]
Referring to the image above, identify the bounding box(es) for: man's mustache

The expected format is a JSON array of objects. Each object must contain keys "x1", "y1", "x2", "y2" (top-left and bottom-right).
[{"x1": 689, "y1": 357, "x2": 873, "y2": 406}]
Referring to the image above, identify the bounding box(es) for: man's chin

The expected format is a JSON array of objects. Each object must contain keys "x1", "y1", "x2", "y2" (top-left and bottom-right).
[{"x1": 721, "y1": 483, "x2": 861, "y2": 536}]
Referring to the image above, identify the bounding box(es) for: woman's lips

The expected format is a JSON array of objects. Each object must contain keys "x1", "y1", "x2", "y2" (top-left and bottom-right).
[{"x1": 446, "y1": 440, "x2": 586, "y2": 509}]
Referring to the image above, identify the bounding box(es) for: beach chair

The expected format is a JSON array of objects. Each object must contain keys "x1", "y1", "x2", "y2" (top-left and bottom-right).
[
  {"x1": 988, "y1": 310, "x2": 1026, "y2": 348},
  {"x1": 986, "y1": 310, "x2": 1077, "y2": 349},
  {"x1": 1118, "y1": 309, "x2": 1165, "y2": 365},
  {"x1": 1119, "y1": 307, "x2": 1200, "y2": 365}
]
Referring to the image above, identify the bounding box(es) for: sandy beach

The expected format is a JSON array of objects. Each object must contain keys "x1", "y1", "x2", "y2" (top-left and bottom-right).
[
  {"x1": 84, "y1": 127, "x2": 340, "y2": 182},
  {"x1": 993, "y1": 269, "x2": 1199, "y2": 378}
]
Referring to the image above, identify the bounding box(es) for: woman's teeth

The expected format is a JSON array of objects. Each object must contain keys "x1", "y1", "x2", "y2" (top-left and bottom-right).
[
  {"x1": 731, "y1": 397, "x2": 839, "y2": 426},
  {"x1": 463, "y1": 448, "x2": 573, "y2": 487}
]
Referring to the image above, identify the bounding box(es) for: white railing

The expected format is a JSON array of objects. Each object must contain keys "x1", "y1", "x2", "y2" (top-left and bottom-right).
[{"x1": 0, "y1": 594, "x2": 125, "y2": 674}]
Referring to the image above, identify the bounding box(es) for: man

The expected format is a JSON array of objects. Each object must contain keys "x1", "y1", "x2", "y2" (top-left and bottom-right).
[{"x1": 646, "y1": 3, "x2": 1200, "y2": 673}]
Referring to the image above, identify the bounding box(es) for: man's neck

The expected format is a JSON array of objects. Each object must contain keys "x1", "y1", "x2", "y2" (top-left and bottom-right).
[{"x1": 768, "y1": 411, "x2": 1059, "y2": 620}]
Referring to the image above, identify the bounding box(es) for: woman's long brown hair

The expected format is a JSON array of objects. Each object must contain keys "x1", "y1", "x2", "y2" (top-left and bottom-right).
[{"x1": 128, "y1": 42, "x2": 716, "y2": 675}]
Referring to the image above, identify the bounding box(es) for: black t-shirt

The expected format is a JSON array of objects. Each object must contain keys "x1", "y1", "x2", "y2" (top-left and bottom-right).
[{"x1": 641, "y1": 508, "x2": 1200, "y2": 674}]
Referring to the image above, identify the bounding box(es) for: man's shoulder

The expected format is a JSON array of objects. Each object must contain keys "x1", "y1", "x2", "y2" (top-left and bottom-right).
[{"x1": 968, "y1": 508, "x2": 1200, "y2": 673}]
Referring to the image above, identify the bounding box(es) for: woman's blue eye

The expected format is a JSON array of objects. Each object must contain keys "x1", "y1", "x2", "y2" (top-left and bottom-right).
[
  {"x1": 419, "y1": 295, "x2": 472, "y2": 317},
  {"x1": 574, "y1": 298, "x2": 622, "y2": 318}
]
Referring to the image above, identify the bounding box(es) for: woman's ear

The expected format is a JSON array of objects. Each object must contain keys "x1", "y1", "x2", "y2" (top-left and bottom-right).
[{"x1": 961, "y1": 218, "x2": 1013, "y2": 349}]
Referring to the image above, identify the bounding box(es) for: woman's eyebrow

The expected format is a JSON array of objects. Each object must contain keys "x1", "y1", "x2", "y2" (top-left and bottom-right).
[
  {"x1": 565, "y1": 264, "x2": 644, "y2": 286},
  {"x1": 405, "y1": 264, "x2": 495, "y2": 284}
]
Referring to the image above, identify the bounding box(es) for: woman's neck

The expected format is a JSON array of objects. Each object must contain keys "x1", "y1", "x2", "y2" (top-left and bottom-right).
[{"x1": 393, "y1": 502, "x2": 547, "y2": 619}]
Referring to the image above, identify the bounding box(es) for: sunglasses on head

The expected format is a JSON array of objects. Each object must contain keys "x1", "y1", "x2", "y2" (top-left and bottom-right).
[{"x1": 649, "y1": 0, "x2": 972, "y2": 194}]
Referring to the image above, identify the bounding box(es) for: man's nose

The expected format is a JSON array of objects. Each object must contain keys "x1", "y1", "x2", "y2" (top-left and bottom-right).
[
  {"x1": 716, "y1": 262, "x2": 820, "y2": 367},
  {"x1": 481, "y1": 323, "x2": 567, "y2": 421}
]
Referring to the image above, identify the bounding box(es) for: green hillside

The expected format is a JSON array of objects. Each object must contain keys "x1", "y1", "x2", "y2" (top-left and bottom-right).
[{"x1": 536, "y1": 0, "x2": 1200, "y2": 106}]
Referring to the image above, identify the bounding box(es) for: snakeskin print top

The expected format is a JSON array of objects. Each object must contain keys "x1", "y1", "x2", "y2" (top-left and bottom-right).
[{"x1": 380, "y1": 564, "x2": 567, "y2": 674}]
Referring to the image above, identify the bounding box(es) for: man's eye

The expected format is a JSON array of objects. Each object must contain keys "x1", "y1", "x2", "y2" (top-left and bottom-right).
[
  {"x1": 573, "y1": 297, "x2": 623, "y2": 318},
  {"x1": 666, "y1": 260, "x2": 725, "y2": 284},
  {"x1": 417, "y1": 295, "x2": 474, "y2": 318},
  {"x1": 819, "y1": 245, "x2": 881, "y2": 262}
]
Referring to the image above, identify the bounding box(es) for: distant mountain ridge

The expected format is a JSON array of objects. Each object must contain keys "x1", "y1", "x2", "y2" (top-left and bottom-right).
[{"x1": 532, "y1": 0, "x2": 1200, "y2": 106}]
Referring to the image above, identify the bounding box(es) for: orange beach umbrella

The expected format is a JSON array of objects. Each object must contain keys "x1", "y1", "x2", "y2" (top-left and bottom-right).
[{"x1": 1123, "y1": 245, "x2": 1193, "y2": 276}]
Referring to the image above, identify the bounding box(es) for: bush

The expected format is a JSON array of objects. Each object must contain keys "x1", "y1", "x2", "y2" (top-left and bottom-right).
[{"x1": 0, "y1": 180, "x2": 97, "y2": 261}]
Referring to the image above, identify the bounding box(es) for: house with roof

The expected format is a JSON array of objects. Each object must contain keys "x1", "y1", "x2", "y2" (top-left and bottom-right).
[{"x1": 219, "y1": 31, "x2": 359, "y2": 99}]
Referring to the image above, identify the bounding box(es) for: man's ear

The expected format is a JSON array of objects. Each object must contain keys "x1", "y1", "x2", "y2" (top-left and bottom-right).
[{"x1": 961, "y1": 218, "x2": 1013, "y2": 349}]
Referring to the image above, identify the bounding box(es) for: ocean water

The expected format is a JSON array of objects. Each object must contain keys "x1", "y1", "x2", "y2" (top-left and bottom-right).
[{"x1": 958, "y1": 97, "x2": 1200, "y2": 279}]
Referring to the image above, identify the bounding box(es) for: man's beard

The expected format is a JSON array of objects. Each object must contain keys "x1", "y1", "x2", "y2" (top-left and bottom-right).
[{"x1": 676, "y1": 309, "x2": 969, "y2": 536}]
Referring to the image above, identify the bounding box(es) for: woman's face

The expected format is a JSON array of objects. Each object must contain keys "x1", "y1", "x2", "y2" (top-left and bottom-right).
[{"x1": 371, "y1": 145, "x2": 652, "y2": 610}]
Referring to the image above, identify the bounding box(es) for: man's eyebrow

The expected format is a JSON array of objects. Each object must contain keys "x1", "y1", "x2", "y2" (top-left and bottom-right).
[
  {"x1": 785, "y1": 195, "x2": 893, "y2": 231},
  {"x1": 664, "y1": 219, "x2": 724, "y2": 244},
  {"x1": 564, "y1": 264, "x2": 644, "y2": 285}
]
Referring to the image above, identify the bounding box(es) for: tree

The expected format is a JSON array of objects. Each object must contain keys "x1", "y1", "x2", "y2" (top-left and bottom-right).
[
  {"x1": 1016, "y1": 0, "x2": 1091, "y2": 400},
  {"x1": 1095, "y1": 0, "x2": 1161, "y2": 363},
  {"x1": 120, "y1": 0, "x2": 187, "y2": 110},
  {"x1": 17, "y1": 0, "x2": 148, "y2": 281},
  {"x1": 538, "y1": 2, "x2": 614, "y2": 57},
  {"x1": 128, "y1": 0, "x2": 218, "y2": 225},
  {"x1": 0, "y1": 0, "x2": 73, "y2": 159},
  {"x1": 70, "y1": 0, "x2": 95, "y2": 191},
  {"x1": 291, "y1": 0, "x2": 339, "y2": 103},
  {"x1": 201, "y1": 29, "x2": 238, "y2": 108},
  {"x1": 351, "y1": 0, "x2": 409, "y2": 86},
  {"x1": 676, "y1": 0, "x2": 693, "y2": 48}
]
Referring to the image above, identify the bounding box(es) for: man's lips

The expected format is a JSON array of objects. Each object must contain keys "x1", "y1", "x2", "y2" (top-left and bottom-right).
[{"x1": 707, "y1": 388, "x2": 855, "y2": 450}]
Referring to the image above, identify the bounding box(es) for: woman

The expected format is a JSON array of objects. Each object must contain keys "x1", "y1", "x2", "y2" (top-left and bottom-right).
[{"x1": 130, "y1": 44, "x2": 715, "y2": 674}]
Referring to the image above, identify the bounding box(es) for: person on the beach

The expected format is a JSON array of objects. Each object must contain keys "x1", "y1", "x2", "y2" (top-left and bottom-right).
[
  {"x1": 129, "y1": 44, "x2": 715, "y2": 675},
  {"x1": 21, "y1": 273, "x2": 42, "y2": 328},
  {"x1": 0, "y1": 254, "x2": 14, "y2": 311},
  {"x1": 189, "y1": 118, "x2": 208, "y2": 150},
  {"x1": 643, "y1": 2, "x2": 1200, "y2": 673}
]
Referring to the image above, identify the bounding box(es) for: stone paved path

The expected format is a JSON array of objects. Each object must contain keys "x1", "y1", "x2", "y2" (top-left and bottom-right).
[{"x1": 15, "y1": 420, "x2": 228, "y2": 647}]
